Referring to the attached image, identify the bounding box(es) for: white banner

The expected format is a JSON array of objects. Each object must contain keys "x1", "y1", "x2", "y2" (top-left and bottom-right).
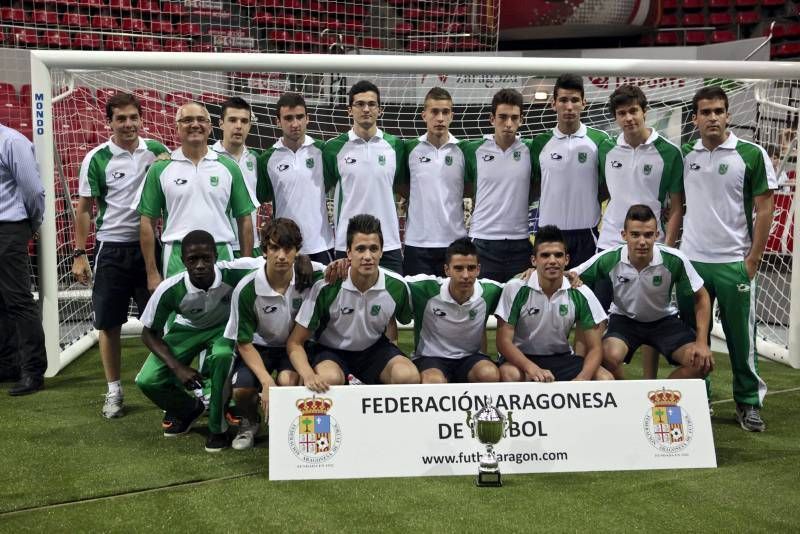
[{"x1": 268, "y1": 380, "x2": 716, "y2": 481}]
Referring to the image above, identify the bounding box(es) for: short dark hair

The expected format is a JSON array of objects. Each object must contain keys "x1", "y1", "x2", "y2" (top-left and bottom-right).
[
  {"x1": 275, "y1": 92, "x2": 307, "y2": 118},
  {"x1": 692, "y1": 86, "x2": 728, "y2": 114},
  {"x1": 766, "y1": 144, "x2": 782, "y2": 158},
  {"x1": 260, "y1": 217, "x2": 303, "y2": 251},
  {"x1": 533, "y1": 225, "x2": 566, "y2": 256},
  {"x1": 553, "y1": 73, "x2": 584, "y2": 100},
  {"x1": 348, "y1": 80, "x2": 380, "y2": 107},
  {"x1": 105, "y1": 92, "x2": 142, "y2": 121},
  {"x1": 346, "y1": 213, "x2": 383, "y2": 249},
  {"x1": 445, "y1": 237, "x2": 478, "y2": 264},
  {"x1": 491, "y1": 88, "x2": 523, "y2": 115},
  {"x1": 424, "y1": 87, "x2": 452, "y2": 105},
  {"x1": 608, "y1": 85, "x2": 648, "y2": 115},
  {"x1": 220, "y1": 96, "x2": 251, "y2": 120},
  {"x1": 181, "y1": 229, "x2": 216, "y2": 256},
  {"x1": 624, "y1": 204, "x2": 657, "y2": 229}
]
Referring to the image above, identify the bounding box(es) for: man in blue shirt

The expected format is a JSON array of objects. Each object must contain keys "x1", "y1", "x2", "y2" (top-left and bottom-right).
[{"x1": 0, "y1": 122, "x2": 46, "y2": 395}]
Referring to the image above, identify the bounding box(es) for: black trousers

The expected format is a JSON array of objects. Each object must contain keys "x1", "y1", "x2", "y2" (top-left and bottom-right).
[{"x1": 0, "y1": 221, "x2": 46, "y2": 379}]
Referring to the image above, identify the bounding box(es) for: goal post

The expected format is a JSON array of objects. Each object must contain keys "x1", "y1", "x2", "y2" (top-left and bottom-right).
[{"x1": 30, "y1": 50, "x2": 800, "y2": 375}]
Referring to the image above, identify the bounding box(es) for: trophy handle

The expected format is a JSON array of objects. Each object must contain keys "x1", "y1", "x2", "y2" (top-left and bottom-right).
[
  {"x1": 503, "y1": 411, "x2": 513, "y2": 437},
  {"x1": 465, "y1": 410, "x2": 475, "y2": 438}
]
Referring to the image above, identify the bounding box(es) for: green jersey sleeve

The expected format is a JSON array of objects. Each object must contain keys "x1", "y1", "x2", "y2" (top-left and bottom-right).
[
  {"x1": 322, "y1": 133, "x2": 347, "y2": 191},
  {"x1": 137, "y1": 159, "x2": 169, "y2": 217},
  {"x1": 256, "y1": 147, "x2": 276, "y2": 203}
]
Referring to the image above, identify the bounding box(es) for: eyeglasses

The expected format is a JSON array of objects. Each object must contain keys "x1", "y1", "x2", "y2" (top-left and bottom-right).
[
  {"x1": 177, "y1": 116, "x2": 210, "y2": 125},
  {"x1": 351, "y1": 101, "x2": 379, "y2": 110}
]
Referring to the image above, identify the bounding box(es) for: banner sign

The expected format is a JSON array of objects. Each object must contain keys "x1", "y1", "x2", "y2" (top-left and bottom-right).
[{"x1": 268, "y1": 379, "x2": 716, "y2": 481}]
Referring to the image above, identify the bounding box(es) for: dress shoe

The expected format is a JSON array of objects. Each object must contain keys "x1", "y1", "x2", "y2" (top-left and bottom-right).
[
  {"x1": 0, "y1": 368, "x2": 21, "y2": 383},
  {"x1": 9, "y1": 376, "x2": 43, "y2": 396}
]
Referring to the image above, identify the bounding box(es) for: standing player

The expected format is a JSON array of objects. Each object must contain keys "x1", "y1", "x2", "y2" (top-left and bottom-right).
[
  {"x1": 462, "y1": 88, "x2": 533, "y2": 282},
  {"x1": 257, "y1": 92, "x2": 335, "y2": 264},
  {"x1": 287, "y1": 214, "x2": 419, "y2": 391},
  {"x1": 399, "y1": 87, "x2": 467, "y2": 277},
  {"x1": 72, "y1": 93, "x2": 169, "y2": 418},
  {"x1": 138, "y1": 101, "x2": 255, "y2": 288},
  {"x1": 573, "y1": 205, "x2": 713, "y2": 380},
  {"x1": 323, "y1": 81, "x2": 405, "y2": 274},
  {"x1": 495, "y1": 225, "x2": 610, "y2": 382},
  {"x1": 677, "y1": 86, "x2": 776, "y2": 432},
  {"x1": 211, "y1": 97, "x2": 261, "y2": 257}
]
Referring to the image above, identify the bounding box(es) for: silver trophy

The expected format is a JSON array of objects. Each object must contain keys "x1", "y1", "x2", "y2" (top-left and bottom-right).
[{"x1": 465, "y1": 401, "x2": 513, "y2": 487}]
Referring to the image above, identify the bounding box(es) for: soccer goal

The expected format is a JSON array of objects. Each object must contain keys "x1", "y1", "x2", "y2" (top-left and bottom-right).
[{"x1": 29, "y1": 50, "x2": 800, "y2": 375}]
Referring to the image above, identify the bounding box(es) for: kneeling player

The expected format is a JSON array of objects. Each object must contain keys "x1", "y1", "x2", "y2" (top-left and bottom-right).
[
  {"x1": 287, "y1": 214, "x2": 420, "y2": 391},
  {"x1": 572, "y1": 204, "x2": 713, "y2": 379},
  {"x1": 495, "y1": 225, "x2": 611, "y2": 382},
  {"x1": 224, "y1": 218, "x2": 323, "y2": 450}
]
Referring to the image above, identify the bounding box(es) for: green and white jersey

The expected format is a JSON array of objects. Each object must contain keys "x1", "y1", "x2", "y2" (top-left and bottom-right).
[
  {"x1": 530, "y1": 124, "x2": 610, "y2": 231},
  {"x1": 136, "y1": 147, "x2": 255, "y2": 243},
  {"x1": 495, "y1": 276, "x2": 606, "y2": 355},
  {"x1": 323, "y1": 129, "x2": 405, "y2": 252},
  {"x1": 224, "y1": 259, "x2": 324, "y2": 347},
  {"x1": 681, "y1": 133, "x2": 777, "y2": 263},
  {"x1": 257, "y1": 135, "x2": 334, "y2": 255},
  {"x1": 406, "y1": 274, "x2": 503, "y2": 359},
  {"x1": 78, "y1": 137, "x2": 168, "y2": 242},
  {"x1": 296, "y1": 267, "x2": 412, "y2": 351},
  {"x1": 463, "y1": 135, "x2": 533, "y2": 240},
  {"x1": 574, "y1": 243, "x2": 704, "y2": 322},
  {"x1": 597, "y1": 129, "x2": 683, "y2": 250},
  {"x1": 210, "y1": 141, "x2": 260, "y2": 253},
  {"x1": 401, "y1": 133, "x2": 467, "y2": 247},
  {"x1": 140, "y1": 257, "x2": 262, "y2": 332}
]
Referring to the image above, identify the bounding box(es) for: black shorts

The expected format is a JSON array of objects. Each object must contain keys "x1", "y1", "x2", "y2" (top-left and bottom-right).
[
  {"x1": 92, "y1": 241, "x2": 150, "y2": 330},
  {"x1": 560, "y1": 227, "x2": 599, "y2": 269},
  {"x1": 312, "y1": 336, "x2": 405, "y2": 384},
  {"x1": 335, "y1": 248, "x2": 404, "y2": 275},
  {"x1": 414, "y1": 353, "x2": 495, "y2": 383},
  {"x1": 402, "y1": 244, "x2": 447, "y2": 277},
  {"x1": 500, "y1": 351, "x2": 584, "y2": 381},
  {"x1": 307, "y1": 248, "x2": 335, "y2": 265},
  {"x1": 604, "y1": 314, "x2": 696, "y2": 365},
  {"x1": 471, "y1": 237, "x2": 532, "y2": 283},
  {"x1": 230, "y1": 345, "x2": 295, "y2": 389}
]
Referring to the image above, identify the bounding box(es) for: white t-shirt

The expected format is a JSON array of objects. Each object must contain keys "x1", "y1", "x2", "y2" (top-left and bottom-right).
[{"x1": 210, "y1": 141, "x2": 260, "y2": 252}]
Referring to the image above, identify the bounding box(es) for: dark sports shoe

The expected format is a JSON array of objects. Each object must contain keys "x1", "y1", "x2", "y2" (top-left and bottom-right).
[
  {"x1": 205, "y1": 432, "x2": 230, "y2": 453},
  {"x1": 736, "y1": 403, "x2": 766, "y2": 432},
  {"x1": 162, "y1": 401, "x2": 205, "y2": 437}
]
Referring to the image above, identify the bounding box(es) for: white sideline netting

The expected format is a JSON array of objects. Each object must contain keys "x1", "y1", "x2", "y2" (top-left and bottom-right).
[{"x1": 46, "y1": 68, "x2": 795, "y2": 362}]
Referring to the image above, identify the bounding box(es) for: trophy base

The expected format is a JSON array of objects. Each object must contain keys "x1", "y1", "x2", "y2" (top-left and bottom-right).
[{"x1": 475, "y1": 470, "x2": 502, "y2": 487}]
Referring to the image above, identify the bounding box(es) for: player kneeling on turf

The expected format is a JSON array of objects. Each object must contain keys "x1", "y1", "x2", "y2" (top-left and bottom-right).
[
  {"x1": 495, "y1": 225, "x2": 611, "y2": 382},
  {"x1": 572, "y1": 204, "x2": 714, "y2": 380},
  {"x1": 287, "y1": 214, "x2": 420, "y2": 391},
  {"x1": 224, "y1": 218, "x2": 324, "y2": 450}
]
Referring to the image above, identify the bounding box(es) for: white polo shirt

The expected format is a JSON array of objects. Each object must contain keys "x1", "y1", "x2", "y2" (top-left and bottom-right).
[
  {"x1": 210, "y1": 141, "x2": 260, "y2": 252},
  {"x1": 78, "y1": 137, "x2": 168, "y2": 242},
  {"x1": 681, "y1": 133, "x2": 777, "y2": 263},
  {"x1": 406, "y1": 274, "x2": 503, "y2": 359},
  {"x1": 596, "y1": 129, "x2": 684, "y2": 250},
  {"x1": 495, "y1": 276, "x2": 606, "y2": 355},
  {"x1": 530, "y1": 123, "x2": 609, "y2": 231},
  {"x1": 295, "y1": 267, "x2": 412, "y2": 352},
  {"x1": 137, "y1": 147, "x2": 255, "y2": 243},
  {"x1": 257, "y1": 136, "x2": 334, "y2": 255},
  {"x1": 463, "y1": 135, "x2": 533, "y2": 240},
  {"x1": 402, "y1": 133, "x2": 467, "y2": 248},
  {"x1": 323, "y1": 129, "x2": 404, "y2": 252},
  {"x1": 574, "y1": 243, "x2": 704, "y2": 322}
]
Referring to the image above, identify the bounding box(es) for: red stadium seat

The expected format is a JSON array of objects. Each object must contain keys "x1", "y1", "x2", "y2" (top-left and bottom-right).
[
  {"x1": 150, "y1": 20, "x2": 176, "y2": 34},
  {"x1": 0, "y1": 82, "x2": 17, "y2": 100},
  {"x1": 0, "y1": 7, "x2": 27, "y2": 23},
  {"x1": 267, "y1": 30, "x2": 291, "y2": 43},
  {"x1": 662, "y1": 0, "x2": 678, "y2": 9},
  {"x1": 273, "y1": 14, "x2": 298, "y2": 28},
  {"x1": 162, "y1": 2, "x2": 186, "y2": 16},
  {"x1": 736, "y1": 11, "x2": 759, "y2": 25},
  {"x1": 253, "y1": 11, "x2": 274, "y2": 25},
  {"x1": 685, "y1": 31, "x2": 708, "y2": 45},
  {"x1": 62, "y1": 12, "x2": 91, "y2": 28},
  {"x1": 300, "y1": 15, "x2": 320, "y2": 30},
  {"x1": 19, "y1": 85, "x2": 31, "y2": 105},
  {"x1": 773, "y1": 42, "x2": 800, "y2": 58},
  {"x1": 121, "y1": 18, "x2": 148, "y2": 33},
  {"x1": 734, "y1": 0, "x2": 758, "y2": 6},
  {"x1": 407, "y1": 39, "x2": 430, "y2": 53},
  {"x1": 105, "y1": 36, "x2": 134, "y2": 51},
  {"x1": 11, "y1": 28, "x2": 40, "y2": 47},
  {"x1": 165, "y1": 91, "x2": 194, "y2": 106},
  {"x1": 711, "y1": 30, "x2": 737, "y2": 43},
  {"x1": 135, "y1": 37, "x2": 163, "y2": 51},
  {"x1": 442, "y1": 22, "x2": 464, "y2": 33},
  {"x1": 393, "y1": 22, "x2": 413, "y2": 35},
  {"x1": 458, "y1": 37, "x2": 483, "y2": 50},
  {"x1": 192, "y1": 43, "x2": 215, "y2": 53},
  {"x1": 32, "y1": 11, "x2": 59, "y2": 25},
  {"x1": 239, "y1": 0, "x2": 259, "y2": 6},
  {"x1": 762, "y1": 0, "x2": 785, "y2": 5},
  {"x1": 178, "y1": 23, "x2": 202, "y2": 37},
  {"x1": 785, "y1": 23, "x2": 800, "y2": 37},
  {"x1": 76, "y1": 0, "x2": 105, "y2": 8},
  {"x1": 361, "y1": 37, "x2": 383, "y2": 50},
  {"x1": 659, "y1": 14, "x2": 679, "y2": 27},
  {"x1": 709, "y1": 0, "x2": 731, "y2": 7},
  {"x1": 654, "y1": 31, "x2": 680, "y2": 46},
  {"x1": 133, "y1": 89, "x2": 163, "y2": 112},
  {"x1": 292, "y1": 31, "x2": 315, "y2": 47},
  {"x1": 5, "y1": 117, "x2": 33, "y2": 140},
  {"x1": 95, "y1": 88, "x2": 119, "y2": 108},
  {"x1": 163, "y1": 39, "x2": 189, "y2": 53},
  {"x1": 137, "y1": 0, "x2": 160, "y2": 13},
  {"x1": 418, "y1": 21, "x2": 438, "y2": 34},
  {"x1": 72, "y1": 32, "x2": 102, "y2": 49},
  {"x1": 682, "y1": 13, "x2": 706, "y2": 27},
  {"x1": 43, "y1": 31, "x2": 72, "y2": 48},
  {"x1": 200, "y1": 92, "x2": 225, "y2": 105},
  {"x1": 709, "y1": 12, "x2": 733, "y2": 26},
  {"x1": 108, "y1": 0, "x2": 134, "y2": 10},
  {"x1": 681, "y1": 0, "x2": 705, "y2": 9},
  {"x1": 92, "y1": 15, "x2": 120, "y2": 31}
]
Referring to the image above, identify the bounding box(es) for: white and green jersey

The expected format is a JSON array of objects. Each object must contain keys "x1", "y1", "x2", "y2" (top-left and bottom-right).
[
  {"x1": 257, "y1": 136, "x2": 334, "y2": 255},
  {"x1": 574, "y1": 243, "x2": 704, "y2": 322},
  {"x1": 140, "y1": 257, "x2": 262, "y2": 332},
  {"x1": 401, "y1": 133, "x2": 467, "y2": 248},
  {"x1": 530, "y1": 124, "x2": 610, "y2": 231},
  {"x1": 597, "y1": 129, "x2": 683, "y2": 250},
  {"x1": 463, "y1": 135, "x2": 533, "y2": 240},
  {"x1": 210, "y1": 141, "x2": 260, "y2": 253},
  {"x1": 681, "y1": 133, "x2": 777, "y2": 263},
  {"x1": 406, "y1": 274, "x2": 503, "y2": 359},
  {"x1": 78, "y1": 137, "x2": 168, "y2": 242},
  {"x1": 296, "y1": 267, "x2": 412, "y2": 351},
  {"x1": 136, "y1": 148, "x2": 255, "y2": 243},
  {"x1": 323, "y1": 129, "x2": 405, "y2": 252},
  {"x1": 495, "y1": 276, "x2": 606, "y2": 355},
  {"x1": 224, "y1": 259, "x2": 324, "y2": 347}
]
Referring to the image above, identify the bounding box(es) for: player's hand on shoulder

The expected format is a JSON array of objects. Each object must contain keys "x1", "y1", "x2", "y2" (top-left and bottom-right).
[
  {"x1": 301, "y1": 372, "x2": 330, "y2": 393},
  {"x1": 294, "y1": 254, "x2": 314, "y2": 291},
  {"x1": 516, "y1": 267, "x2": 535, "y2": 281},
  {"x1": 566, "y1": 271, "x2": 583, "y2": 288},
  {"x1": 154, "y1": 152, "x2": 171, "y2": 162},
  {"x1": 324, "y1": 258, "x2": 350, "y2": 283}
]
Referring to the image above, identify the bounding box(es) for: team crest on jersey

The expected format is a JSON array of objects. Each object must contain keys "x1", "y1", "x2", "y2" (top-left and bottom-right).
[
  {"x1": 578, "y1": 152, "x2": 587, "y2": 164},
  {"x1": 306, "y1": 157, "x2": 314, "y2": 169},
  {"x1": 513, "y1": 150, "x2": 521, "y2": 161},
  {"x1": 210, "y1": 175, "x2": 219, "y2": 187},
  {"x1": 652, "y1": 275, "x2": 662, "y2": 286},
  {"x1": 559, "y1": 304, "x2": 568, "y2": 316},
  {"x1": 378, "y1": 154, "x2": 386, "y2": 166},
  {"x1": 292, "y1": 298, "x2": 302, "y2": 309},
  {"x1": 445, "y1": 155, "x2": 453, "y2": 166},
  {"x1": 370, "y1": 304, "x2": 381, "y2": 316},
  {"x1": 246, "y1": 160, "x2": 254, "y2": 171},
  {"x1": 718, "y1": 163, "x2": 728, "y2": 175},
  {"x1": 643, "y1": 164, "x2": 652, "y2": 176},
  {"x1": 469, "y1": 309, "x2": 478, "y2": 320}
]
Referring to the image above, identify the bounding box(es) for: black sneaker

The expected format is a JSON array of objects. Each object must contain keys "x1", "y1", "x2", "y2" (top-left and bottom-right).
[
  {"x1": 205, "y1": 432, "x2": 230, "y2": 453},
  {"x1": 162, "y1": 401, "x2": 205, "y2": 437},
  {"x1": 735, "y1": 403, "x2": 766, "y2": 432}
]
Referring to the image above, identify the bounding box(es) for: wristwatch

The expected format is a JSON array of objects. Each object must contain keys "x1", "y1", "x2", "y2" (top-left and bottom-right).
[{"x1": 73, "y1": 249, "x2": 87, "y2": 258}]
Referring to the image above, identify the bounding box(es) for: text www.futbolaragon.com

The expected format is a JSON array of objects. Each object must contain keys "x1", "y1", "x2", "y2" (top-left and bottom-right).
[{"x1": 421, "y1": 450, "x2": 568, "y2": 465}]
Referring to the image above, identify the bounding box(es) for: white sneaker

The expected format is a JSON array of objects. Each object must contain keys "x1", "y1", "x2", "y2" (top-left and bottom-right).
[
  {"x1": 102, "y1": 392, "x2": 124, "y2": 419},
  {"x1": 232, "y1": 420, "x2": 258, "y2": 450}
]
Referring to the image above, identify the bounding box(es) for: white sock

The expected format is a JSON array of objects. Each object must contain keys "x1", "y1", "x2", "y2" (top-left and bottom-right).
[{"x1": 108, "y1": 381, "x2": 122, "y2": 396}]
